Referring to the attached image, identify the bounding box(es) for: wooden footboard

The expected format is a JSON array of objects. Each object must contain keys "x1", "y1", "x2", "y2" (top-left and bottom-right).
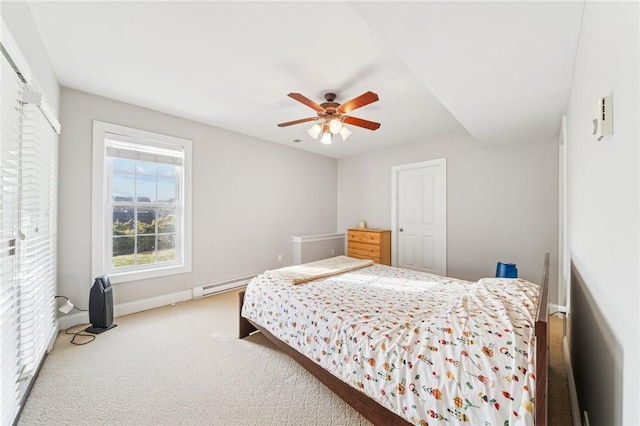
[{"x1": 239, "y1": 254, "x2": 551, "y2": 425}]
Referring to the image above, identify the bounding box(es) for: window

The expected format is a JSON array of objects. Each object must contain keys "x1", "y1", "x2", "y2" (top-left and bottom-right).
[{"x1": 92, "y1": 122, "x2": 192, "y2": 283}]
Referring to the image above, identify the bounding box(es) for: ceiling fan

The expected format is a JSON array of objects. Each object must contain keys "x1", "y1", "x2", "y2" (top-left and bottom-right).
[{"x1": 277, "y1": 91, "x2": 380, "y2": 144}]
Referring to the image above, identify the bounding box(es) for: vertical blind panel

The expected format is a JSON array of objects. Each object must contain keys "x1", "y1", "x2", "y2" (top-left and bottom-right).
[{"x1": 0, "y1": 51, "x2": 22, "y2": 426}]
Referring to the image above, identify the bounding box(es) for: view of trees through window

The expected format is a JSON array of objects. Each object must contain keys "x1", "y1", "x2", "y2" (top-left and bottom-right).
[{"x1": 110, "y1": 158, "x2": 179, "y2": 268}]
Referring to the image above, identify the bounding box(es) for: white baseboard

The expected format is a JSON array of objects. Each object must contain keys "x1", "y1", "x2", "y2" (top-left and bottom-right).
[
  {"x1": 57, "y1": 289, "x2": 192, "y2": 330},
  {"x1": 563, "y1": 336, "x2": 582, "y2": 426},
  {"x1": 114, "y1": 289, "x2": 192, "y2": 317},
  {"x1": 57, "y1": 311, "x2": 89, "y2": 330}
]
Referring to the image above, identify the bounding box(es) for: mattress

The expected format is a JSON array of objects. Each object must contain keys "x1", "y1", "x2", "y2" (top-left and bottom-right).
[{"x1": 241, "y1": 262, "x2": 540, "y2": 425}]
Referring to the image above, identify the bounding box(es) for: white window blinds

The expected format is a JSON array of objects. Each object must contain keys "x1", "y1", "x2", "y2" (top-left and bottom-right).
[
  {"x1": 1, "y1": 27, "x2": 60, "y2": 426},
  {"x1": 105, "y1": 134, "x2": 184, "y2": 166},
  {"x1": 1, "y1": 47, "x2": 23, "y2": 426},
  {"x1": 17, "y1": 97, "x2": 58, "y2": 376}
]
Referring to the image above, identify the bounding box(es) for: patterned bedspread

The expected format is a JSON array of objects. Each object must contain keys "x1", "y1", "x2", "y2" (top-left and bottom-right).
[{"x1": 241, "y1": 263, "x2": 540, "y2": 425}]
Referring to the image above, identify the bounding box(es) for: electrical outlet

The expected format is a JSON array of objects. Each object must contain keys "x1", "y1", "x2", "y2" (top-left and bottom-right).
[
  {"x1": 277, "y1": 254, "x2": 283, "y2": 262},
  {"x1": 331, "y1": 249, "x2": 335, "y2": 255}
]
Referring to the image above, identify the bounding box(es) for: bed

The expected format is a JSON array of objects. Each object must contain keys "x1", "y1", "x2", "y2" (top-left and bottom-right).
[{"x1": 239, "y1": 255, "x2": 549, "y2": 425}]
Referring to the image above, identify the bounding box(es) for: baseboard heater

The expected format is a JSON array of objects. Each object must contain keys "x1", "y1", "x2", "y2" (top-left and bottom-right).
[{"x1": 192, "y1": 274, "x2": 256, "y2": 298}]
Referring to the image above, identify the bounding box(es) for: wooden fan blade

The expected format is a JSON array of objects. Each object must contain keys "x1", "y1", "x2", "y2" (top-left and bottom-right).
[
  {"x1": 337, "y1": 91, "x2": 379, "y2": 114},
  {"x1": 277, "y1": 117, "x2": 318, "y2": 127},
  {"x1": 288, "y1": 93, "x2": 324, "y2": 112},
  {"x1": 342, "y1": 115, "x2": 381, "y2": 131}
]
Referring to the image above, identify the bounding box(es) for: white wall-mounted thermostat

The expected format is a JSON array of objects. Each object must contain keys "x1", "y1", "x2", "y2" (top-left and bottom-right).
[{"x1": 592, "y1": 95, "x2": 613, "y2": 141}]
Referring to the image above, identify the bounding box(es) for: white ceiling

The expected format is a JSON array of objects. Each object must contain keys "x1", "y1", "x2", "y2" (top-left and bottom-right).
[{"x1": 27, "y1": 1, "x2": 584, "y2": 159}]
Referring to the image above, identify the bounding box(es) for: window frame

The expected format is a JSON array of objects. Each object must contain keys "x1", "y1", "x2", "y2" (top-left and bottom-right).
[{"x1": 92, "y1": 121, "x2": 192, "y2": 283}]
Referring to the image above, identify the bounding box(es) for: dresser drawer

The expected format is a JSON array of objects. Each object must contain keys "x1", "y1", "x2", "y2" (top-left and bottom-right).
[
  {"x1": 349, "y1": 252, "x2": 380, "y2": 264},
  {"x1": 348, "y1": 242, "x2": 380, "y2": 257},
  {"x1": 348, "y1": 230, "x2": 380, "y2": 244}
]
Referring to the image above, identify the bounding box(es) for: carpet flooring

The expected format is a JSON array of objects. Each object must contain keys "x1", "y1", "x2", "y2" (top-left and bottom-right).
[{"x1": 18, "y1": 289, "x2": 572, "y2": 425}]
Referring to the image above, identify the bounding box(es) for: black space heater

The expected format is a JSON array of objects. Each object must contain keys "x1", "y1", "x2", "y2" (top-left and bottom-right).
[{"x1": 85, "y1": 276, "x2": 117, "y2": 334}]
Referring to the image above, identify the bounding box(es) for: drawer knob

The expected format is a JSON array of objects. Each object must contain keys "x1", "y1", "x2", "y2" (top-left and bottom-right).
[{"x1": 399, "y1": 228, "x2": 404, "y2": 232}]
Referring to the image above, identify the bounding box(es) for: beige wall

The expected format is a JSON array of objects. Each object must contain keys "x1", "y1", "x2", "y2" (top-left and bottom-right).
[
  {"x1": 58, "y1": 88, "x2": 337, "y2": 306},
  {"x1": 565, "y1": 2, "x2": 639, "y2": 424},
  {"x1": 337, "y1": 131, "x2": 559, "y2": 301}
]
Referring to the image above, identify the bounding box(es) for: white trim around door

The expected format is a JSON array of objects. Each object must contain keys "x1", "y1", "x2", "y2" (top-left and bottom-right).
[{"x1": 559, "y1": 115, "x2": 569, "y2": 313}]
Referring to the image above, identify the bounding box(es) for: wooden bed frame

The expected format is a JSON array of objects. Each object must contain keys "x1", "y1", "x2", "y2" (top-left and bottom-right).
[{"x1": 239, "y1": 254, "x2": 550, "y2": 426}]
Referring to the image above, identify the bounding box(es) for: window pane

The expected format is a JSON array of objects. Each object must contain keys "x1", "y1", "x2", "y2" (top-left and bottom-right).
[
  {"x1": 137, "y1": 207, "x2": 156, "y2": 235},
  {"x1": 112, "y1": 236, "x2": 135, "y2": 268},
  {"x1": 135, "y1": 162, "x2": 156, "y2": 202},
  {"x1": 157, "y1": 208, "x2": 175, "y2": 233},
  {"x1": 112, "y1": 159, "x2": 135, "y2": 202},
  {"x1": 112, "y1": 207, "x2": 134, "y2": 235},
  {"x1": 137, "y1": 236, "x2": 156, "y2": 265},
  {"x1": 157, "y1": 163, "x2": 177, "y2": 204},
  {"x1": 158, "y1": 234, "x2": 176, "y2": 263}
]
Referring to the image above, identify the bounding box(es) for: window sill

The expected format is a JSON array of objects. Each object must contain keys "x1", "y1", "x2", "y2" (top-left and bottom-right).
[{"x1": 107, "y1": 264, "x2": 191, "y2": 284}]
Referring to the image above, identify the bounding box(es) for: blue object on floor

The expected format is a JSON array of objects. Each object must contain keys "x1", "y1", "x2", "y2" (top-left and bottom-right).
[{"x1": 496, "y1": 262, "x2": 518, "y2": 278}]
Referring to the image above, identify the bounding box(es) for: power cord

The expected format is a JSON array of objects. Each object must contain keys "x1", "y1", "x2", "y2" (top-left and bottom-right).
[
  {"x1": 64, "y1": 323, "x2": 96, "y2": 345},
  {"x1": 55, "y1": 296, "x2": 95, "y2": 345}
]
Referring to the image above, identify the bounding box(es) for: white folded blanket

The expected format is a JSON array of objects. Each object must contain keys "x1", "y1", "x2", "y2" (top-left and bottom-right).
[{"x1": 266, "y1": 255, "x2": 374, "y2": 285}]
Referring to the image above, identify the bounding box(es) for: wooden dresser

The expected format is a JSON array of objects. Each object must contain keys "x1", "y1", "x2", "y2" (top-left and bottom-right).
[{"x1": 347, "y1": 228, "x2": 391, "y2": 265}]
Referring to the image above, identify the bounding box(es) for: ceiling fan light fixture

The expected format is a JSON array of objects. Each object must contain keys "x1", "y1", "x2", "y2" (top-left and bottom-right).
[
  {"x1": 320, "y1": 131, "x2": 332, "y2": 145},
  {"x1": 278, "y1": 91, "x2": 380, "y2": 144},
  {"x1": 307, "y1": 123, "x2": 322, "y2": 139},
  {"x1": 339, "y1": 126, "x2": 352, "y2": 141},
  {"x1": 329, "y1": 118, "x2": 342, "y2": 134}
]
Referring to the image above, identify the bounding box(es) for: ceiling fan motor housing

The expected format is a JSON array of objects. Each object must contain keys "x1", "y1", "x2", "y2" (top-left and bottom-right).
[
  {"x1": 320, "y1": 93, "x2": 340, "y2": 116},
  {"x1": 324, "y1": 92, "x2": 337, "y2": 102}
]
